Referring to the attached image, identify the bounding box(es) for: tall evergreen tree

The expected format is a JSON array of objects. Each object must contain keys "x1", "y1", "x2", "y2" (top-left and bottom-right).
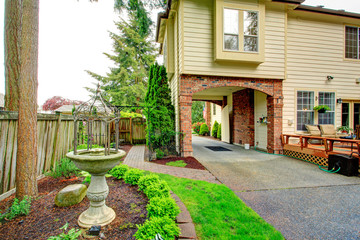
[
  {"x1": 114, "y1": 0, "x2": 167, "y2": 38},
  {"x1": 145, "y1": 64, "x2": 175, "y2": 153},
  {"x1": 87, "y1": 12, "x2": 157, "y2": 106}
]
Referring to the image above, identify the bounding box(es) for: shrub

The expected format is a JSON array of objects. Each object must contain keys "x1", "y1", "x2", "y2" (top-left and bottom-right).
[
  {"x1": 109, "y1": 164, "x2": 130, "y2": 179},
  {"x1": 147, "y1": 197, "x2": 180, "y2": 220},
  {"x1": 47, "y1": 223, "x2": 82, "y2": 240},
  {"x1": 46, "y1": 158, "x2": 79, "y2": 178},
  {"x1": 138, "y1": 174, "x2": 160, "y2": 191},
  {"x1": 134, "y1": 216, "x2": 180, "y2": 240},
  {"x1": 199, "y1": 123, "x2": 209, "y2": 136},
  {"x1": 212, "y1": 121, "x2": 219, "y2": 138},
  {"x1": 217, "y1": 124, "x2": 222, "y2": 139},
  {"x1": 155, "y1": 149, "x2": 164, "y2": 159},
  {"x1": 0, "y1": 196, "x2": 31, "y2": 222},
  {"x1": 143, "y1": 180, "x2": 171, "y2": 199},
  {"x1": 192, "y1": 122, "x2": 203, "y2": 134},
  {"x1": 124, "y1": 168, "x2": 144, "y2": 185}
]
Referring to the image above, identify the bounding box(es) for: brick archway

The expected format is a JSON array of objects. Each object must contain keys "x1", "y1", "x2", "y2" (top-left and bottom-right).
[{"x1": 179, "y1": 74, "x2": 283, "y2": 156}]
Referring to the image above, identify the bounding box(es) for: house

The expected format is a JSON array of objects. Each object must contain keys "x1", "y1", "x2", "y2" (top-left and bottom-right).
[
  {"x1": 156, "y1": 0, "x2": 360, "y2": 156},
  {"x1": 54, "y1": 105, "x2": 78, "y2": 115}
]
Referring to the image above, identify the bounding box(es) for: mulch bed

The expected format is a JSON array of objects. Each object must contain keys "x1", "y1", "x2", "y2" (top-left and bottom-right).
[
  {"x1": 0, "y1": 144, "x2": 145, "y2": 240},
  {"x1": 0, "y1": 176, "x2": 148, "y2": 240},
  {"x1": 152, "y1": 156, "x2": 207, "y2": 170}
]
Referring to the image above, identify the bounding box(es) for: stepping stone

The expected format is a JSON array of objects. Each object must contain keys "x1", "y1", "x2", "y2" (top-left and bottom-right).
[
  {"x1": 176, "y1": 201, "x2": 193, "y2": 223},
  {"x1": 178, "y1": 222, "x2": 197, "y2": 239},
  {"x1": 55, "y1": 184, "x2": 87, "y2": 207}
]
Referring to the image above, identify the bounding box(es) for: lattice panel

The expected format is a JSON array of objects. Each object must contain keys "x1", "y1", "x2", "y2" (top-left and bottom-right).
[{"x1": 283, "y1": 150, "x2": 328, "y2": 166}]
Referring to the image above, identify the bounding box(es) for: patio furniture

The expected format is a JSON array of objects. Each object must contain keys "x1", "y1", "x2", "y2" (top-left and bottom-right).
[
  {"x1": 305, "y1": 125, "x2": 321, "y2": 136},
  {"x1": 319, "y1": 124, "x2": 345, "y2": 138},
  {"x1": 305, "y1": 125, "x2": 322, "y2": 144},
  {"x1": 355, "y1": 125, "x2": 360, "y2": 140}
]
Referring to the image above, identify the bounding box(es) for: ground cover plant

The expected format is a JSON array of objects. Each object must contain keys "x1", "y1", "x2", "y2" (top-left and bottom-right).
[
  {"x1": 0, "y1": 196, "x2": 31, "y2": 222},
  {"x1": 157, "y1": 173, "x2": 284, "y2": 240},
  {"x1": 165, "y1": 160, "x2": 187, "y2": 168},
  {"x1": 45, "y1": 157, "x2": 79, "y2": 179}
]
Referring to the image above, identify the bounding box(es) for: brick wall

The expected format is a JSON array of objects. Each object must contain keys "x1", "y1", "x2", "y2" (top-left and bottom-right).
[
  {"x1": 232, "y1": 89, "x2": 255, "y2": 145},
  {"x1": 179, "y1": 74, "x2": 283, "y2": 156}
]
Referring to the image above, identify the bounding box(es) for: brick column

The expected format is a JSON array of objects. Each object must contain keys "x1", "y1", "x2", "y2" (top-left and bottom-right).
[
  {"x1": 232, "y1": 89, "x2": 255, "y2": 145},
  {"x1": 180, "y1": 95, "x2": 193, "y2": 156},
  {"x1": 205, "y1": 102, "x2": 211, "y2": 128},
  {"x1": 267, "y1": 96, "x2": 283, "y2": 154}
]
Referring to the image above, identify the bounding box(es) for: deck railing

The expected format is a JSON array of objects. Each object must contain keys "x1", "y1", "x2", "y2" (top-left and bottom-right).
[{"x1": 281, "y1": 134, "x2": 360, "y2": 157}]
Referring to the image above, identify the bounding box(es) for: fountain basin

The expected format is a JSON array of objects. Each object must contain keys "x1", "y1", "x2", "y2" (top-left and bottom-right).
[
  {"x1": 67, "y1": 148, "x2": 125, "y2": 174},
  {"x1": 66, "y1": 148, "x2": 126, "y2": 228}
]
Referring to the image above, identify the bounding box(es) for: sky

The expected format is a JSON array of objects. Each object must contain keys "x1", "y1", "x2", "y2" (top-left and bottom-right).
[{"x1": 0, "y1": 0, "x2": 360, "y2": 106}]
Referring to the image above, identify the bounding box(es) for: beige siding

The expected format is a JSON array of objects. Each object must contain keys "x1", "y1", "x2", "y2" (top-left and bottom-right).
[
  {"x1": 210, "y1": 103, "x2": 222, "y2": 130},
  {"x1": 182, "y1": 0, "x2": 286, "y2": 79},
  {"x1": 283, "y1": 16, "x2": 360, "y2": 134}
]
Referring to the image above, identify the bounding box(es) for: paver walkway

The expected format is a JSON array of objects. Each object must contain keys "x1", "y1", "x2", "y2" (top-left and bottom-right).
[{"x1": 123, "y1": 145, "x2": 219, "y2": 184}]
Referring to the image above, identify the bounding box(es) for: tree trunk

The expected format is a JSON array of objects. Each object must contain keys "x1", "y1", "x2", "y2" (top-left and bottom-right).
[
  {"x1": 4, "y1": 0, "x2": 22, "y2": 111},
  {"x1": 16, "y1": 0, "x2": 39, "y2": 199}
]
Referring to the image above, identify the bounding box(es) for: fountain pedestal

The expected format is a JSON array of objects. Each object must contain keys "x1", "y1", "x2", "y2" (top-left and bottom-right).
[{"x1": 66, "y1": 149, "x2": 125, "y2": 228}]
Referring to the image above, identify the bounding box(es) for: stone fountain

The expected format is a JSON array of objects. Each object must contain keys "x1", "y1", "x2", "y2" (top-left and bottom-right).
[{"x1": 66, "y1": 86, "x2": 125, "y2": 228}]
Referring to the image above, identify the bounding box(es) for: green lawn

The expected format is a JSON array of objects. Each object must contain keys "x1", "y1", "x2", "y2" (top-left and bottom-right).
[
  {"x1": 157, "y1": 173, "x2": 284, "y2": 240},
  {"x1": 165, "y1": 160, "x2": 187, "y2": 168}
]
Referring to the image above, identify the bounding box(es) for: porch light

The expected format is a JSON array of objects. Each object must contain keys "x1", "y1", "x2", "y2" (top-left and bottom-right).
[
  {"x1": 327, "y1": 76, "x2": 334, "y2": 81},
  {"x1": 337, "y1": 98, "x2": 343, "y2": 104}
]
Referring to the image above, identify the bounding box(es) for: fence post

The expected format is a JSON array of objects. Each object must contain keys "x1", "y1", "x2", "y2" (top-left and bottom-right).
[{"x1": 51, "y1": 112, "x2": 62, "y2": 170}]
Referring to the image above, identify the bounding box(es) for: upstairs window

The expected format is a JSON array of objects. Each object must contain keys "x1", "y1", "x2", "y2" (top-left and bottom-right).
[
  {"x1": 224, "y1": 9, "x2": 239, "y2": 51},
  {"x1": 223, "y1": 9, "x2": 259, "y2": 52},
  {"x1": 345, "y1": 26, "x2": 360, "y2": 59},
  {"x1": 243, "y1": 11, "x2": 258, "y2": 52}
]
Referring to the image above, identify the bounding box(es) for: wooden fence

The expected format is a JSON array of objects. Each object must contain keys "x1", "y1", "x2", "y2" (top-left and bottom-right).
[
  {"x1": 0, "y1": 112, "x2": 74, "y2": 195},
  {"x1": 0, "y1": 112, "x2": 147, "y2": 196}
]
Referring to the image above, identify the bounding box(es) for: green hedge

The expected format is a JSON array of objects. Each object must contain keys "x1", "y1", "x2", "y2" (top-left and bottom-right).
[{"x1": 108, "y1": 165, "x2": 180, "y2": 240}]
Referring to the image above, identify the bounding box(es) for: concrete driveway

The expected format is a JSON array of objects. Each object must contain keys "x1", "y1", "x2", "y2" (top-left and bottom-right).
[{"x1": 193, "y1": 135, "x2": 360, "y2": 240}]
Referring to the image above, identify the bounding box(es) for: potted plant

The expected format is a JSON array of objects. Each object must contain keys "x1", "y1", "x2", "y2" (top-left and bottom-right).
[
  {"x1": 313, "y1": 105, "x2": 331, "y2": 113},
  {"x1": 337, "y1": 126, "x2": 353, "y2": 133}
]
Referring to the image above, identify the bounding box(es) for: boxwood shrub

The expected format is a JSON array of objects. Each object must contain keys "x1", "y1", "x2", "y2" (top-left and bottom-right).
[
  {"x1": 124, "y1": 168, "x2": 144, "y2": 185},
  {"x1": 134, "y1": 216, "x2": 180, "y2": 240},
  {"x1": 109, "y1": 164, "x2": 129, "y2": 179},
  {"x1": 143, "y1": 180, "x2": 171, "y2": 199},
  {"x1": 138, "y1": 174, "x2": 160, "y2": 191},
  {"x1": 147, "y1": 197, "x2": 180, "y2": 220}
]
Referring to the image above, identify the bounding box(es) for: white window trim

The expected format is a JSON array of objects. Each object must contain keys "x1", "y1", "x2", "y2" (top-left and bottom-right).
[
  {"x1": 295, "y1": 90, "x2": 337, "y2": 133},
  {"x1": 222, "y1": 8, "x2": 259, "y2": 53},
  {"x1": 345, "y1": 25, "x2": 360, "y2": 60}
]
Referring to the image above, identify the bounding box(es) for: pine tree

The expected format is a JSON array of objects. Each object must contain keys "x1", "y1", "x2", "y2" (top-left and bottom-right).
[
  {"x1": 87, "y1": 12, "x2": 157, "y2": 106},
  {"x1": 114, "y1": 0, "x2": 167, "y2": 38}
]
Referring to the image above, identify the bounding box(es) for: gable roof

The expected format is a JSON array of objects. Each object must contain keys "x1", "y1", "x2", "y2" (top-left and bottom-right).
[
  {"x1": 295, "y1": 4, "x2": 360, "y2": 20},
  {"x1": 54, "y1": 104, "x2": 77, "y2": 113},
  {"x1": 272, "y1": 0, "x2": 304, "y2": 4}
]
